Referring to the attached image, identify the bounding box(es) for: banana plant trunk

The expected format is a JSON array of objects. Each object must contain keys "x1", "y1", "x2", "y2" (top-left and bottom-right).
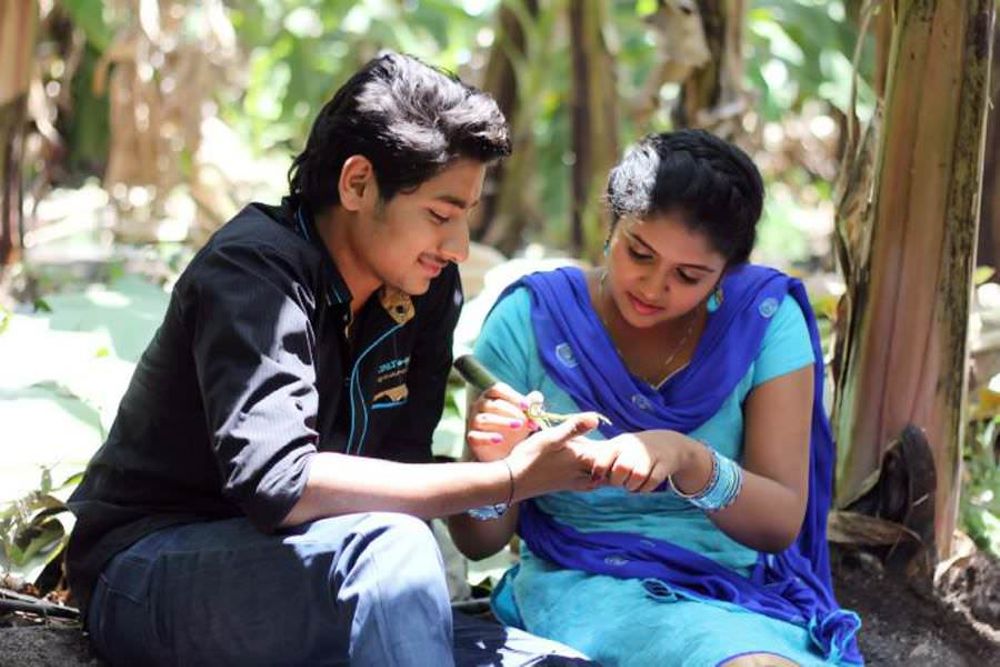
[
  {"x1": 0, "y1": 0, "x2": 36, "y2": 267},
  {"x1": 475, "y1": 0, "x2": 540, "y2": 252},
  {"x1": 833, "y1": 0, "x2": 995, "y2": 559},
  {"x1": 568, "y1": 0, "x2": 619, "y2": 260},
  {"x1": 673, "y1": 0, "x2": 748, "y2": 138},
  {"x1": 974, "y1": 16, "x2": 1000, "y2": 273}
]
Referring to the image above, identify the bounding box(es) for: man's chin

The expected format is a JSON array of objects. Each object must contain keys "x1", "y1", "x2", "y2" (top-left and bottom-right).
[{"x1": 388, "y1": 276, "x2": 432, "y2": 296}]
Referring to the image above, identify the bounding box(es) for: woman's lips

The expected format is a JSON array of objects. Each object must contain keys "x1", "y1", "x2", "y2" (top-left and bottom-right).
[{"x1": 627, "y1": 291, "x2": 664, "y2": 316}]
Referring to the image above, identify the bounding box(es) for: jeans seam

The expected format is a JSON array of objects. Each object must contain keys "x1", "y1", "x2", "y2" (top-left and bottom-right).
[{"x1": 366, "y1": 542, "x2": 400, "y2": 662}]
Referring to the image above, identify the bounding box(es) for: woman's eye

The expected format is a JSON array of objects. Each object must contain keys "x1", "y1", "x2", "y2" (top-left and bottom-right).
[
  {"x1": 627, "y1": 245, "x2": 653, "y2": 261},
  {"x1": 677, "y1": 270, "x2": 698, "y2": 285},
  {"x1": 428, "y1": 211, "x2": 450, "y2": 224}
]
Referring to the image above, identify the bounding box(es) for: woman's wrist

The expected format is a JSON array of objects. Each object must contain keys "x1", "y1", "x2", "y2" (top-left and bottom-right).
[{"x1": 670, "y1": 434, "x2": 715, "y2": 495}]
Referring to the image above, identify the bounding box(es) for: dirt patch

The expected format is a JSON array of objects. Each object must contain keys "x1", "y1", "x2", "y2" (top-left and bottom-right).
[
  {"x1": 3, "y1": 551, "x2": 1000, "y2": 666},
  {"x1": 833, "y1": 549, "x2": 1000, "y2": 666},
  {"x1": 0, "y1": 621, "x2": 101, "y2": 667}
]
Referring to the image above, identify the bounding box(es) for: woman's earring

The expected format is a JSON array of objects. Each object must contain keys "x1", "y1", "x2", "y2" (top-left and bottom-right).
[
  {"x1": 707, "y1": 284, "x2": 724, "y2": 313},
  {"x1": 603, "y1": 239, "x2": 611, "y2": 257}
]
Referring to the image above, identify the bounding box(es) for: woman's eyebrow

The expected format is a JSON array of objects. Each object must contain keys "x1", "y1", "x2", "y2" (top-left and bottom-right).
[
  {"x1": 627, "y1": 229, "x2": 717, "y2": 272},
  {"x1": 624, "y1": 228, "x2": 658, "y2": 254}
]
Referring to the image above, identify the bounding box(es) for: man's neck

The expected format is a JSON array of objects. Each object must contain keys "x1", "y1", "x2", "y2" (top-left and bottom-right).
[{"x1": 315, "y1": 207, "x2": 381, "y2": 315}]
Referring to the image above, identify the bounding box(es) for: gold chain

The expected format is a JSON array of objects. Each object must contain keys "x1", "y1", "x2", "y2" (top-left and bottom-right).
[{"x1": 597, "y1": 270, "x2": 698, "y2": 387}]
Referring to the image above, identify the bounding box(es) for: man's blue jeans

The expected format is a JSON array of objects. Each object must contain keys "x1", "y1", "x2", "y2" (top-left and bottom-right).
[{"x1": 85, "y1": 512, "x2": 593, "y2": 666}]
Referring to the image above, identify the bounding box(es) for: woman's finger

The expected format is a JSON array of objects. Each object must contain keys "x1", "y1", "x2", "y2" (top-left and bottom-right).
[
  {"x1": 473, "y1": 397, "x2": 525, "y2": 421},
  {"x1": 608, "y1": 456, "x2": 634, "y2": 488},
  {"x1": 635, "y1": 462, "x2": 666, "y2": 493},
  {"x1": 587, "y1": 445, "x2": 618, "y2": 482},
  {"x1": 471, "y1": 412, "x2": 526, "y2": 431},
  {"x1": 466, "y1": 429, "x2": 508, "y2": 450},
  {"x1": 626, "y1": 463, "x2": 653, "y2": 492}
]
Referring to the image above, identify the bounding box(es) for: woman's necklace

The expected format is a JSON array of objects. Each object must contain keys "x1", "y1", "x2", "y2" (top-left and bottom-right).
[{"x1": 596, "y1": 270, "x2": 698, "y2": 388}]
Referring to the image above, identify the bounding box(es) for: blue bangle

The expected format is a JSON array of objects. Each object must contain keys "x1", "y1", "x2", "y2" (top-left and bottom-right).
[{"x1": 669, "y1": 443, "x2": 743, "y2": 513}]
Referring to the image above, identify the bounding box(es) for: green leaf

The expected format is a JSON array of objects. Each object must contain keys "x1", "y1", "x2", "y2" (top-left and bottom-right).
[
  {"x1": 57, "y1": 0, "x2": 115, "y2": 52},
  {"x1": 33, "y1": 298, "x2": 53, "y2": 314},
  {"x1": 634, "y1": 0, "x2": 657, "y2": 17},
  {"x1": 975, "y1": 266, "x2": 996, "y2": 286},
  {"x1": 60, "y1": 471, "x2": 86, "y2": 489}
]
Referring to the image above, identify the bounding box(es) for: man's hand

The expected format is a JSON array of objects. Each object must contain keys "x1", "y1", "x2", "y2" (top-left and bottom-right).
[
  {"x1": 588, "y1": 430, "x2": 693, "y2": 493},
  {"x1": 505, "y1": 413, "x2": 603, "y2": 499},
  {"x1": 466, "y1": 383, "x2": 543, "y2": 462}
]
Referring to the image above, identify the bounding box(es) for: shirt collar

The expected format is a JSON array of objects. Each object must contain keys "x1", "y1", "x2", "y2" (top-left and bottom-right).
[
  {"x1": 286, "y1": 197, "x2": 352, "y2": 308},
  {"x1": 285, "y1": 197, "x2": 415, "y2": 326}
]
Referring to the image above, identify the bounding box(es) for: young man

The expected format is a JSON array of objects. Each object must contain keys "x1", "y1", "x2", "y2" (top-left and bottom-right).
[{"x1": 67, "y1": 52, "x2": 598, "y2": 666}]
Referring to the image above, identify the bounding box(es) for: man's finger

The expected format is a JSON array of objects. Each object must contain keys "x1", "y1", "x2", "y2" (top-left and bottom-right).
[{"x1": 528, "y1": 413, "x2": 594, "y2": 445}]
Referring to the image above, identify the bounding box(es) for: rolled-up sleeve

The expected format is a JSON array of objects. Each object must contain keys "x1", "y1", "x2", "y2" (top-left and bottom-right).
[{"x1": 184, "y1": 242, "x2": 320, "y2": 531}]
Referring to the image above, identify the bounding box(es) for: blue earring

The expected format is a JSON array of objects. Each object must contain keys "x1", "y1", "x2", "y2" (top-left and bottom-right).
[
  {"x1": 707, "y1": 284, "x2": 723, "y2": 313},
  {"x1": 603, "y1": 241, "x2": 610, "y2": 257}
]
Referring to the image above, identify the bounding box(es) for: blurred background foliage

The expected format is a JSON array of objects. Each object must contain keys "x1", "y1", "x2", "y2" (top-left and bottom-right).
[{"x1": 16, "y1": 0, "x2": 866, "y2": 255}]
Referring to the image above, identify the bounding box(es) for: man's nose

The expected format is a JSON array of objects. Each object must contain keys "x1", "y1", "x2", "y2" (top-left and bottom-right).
[{"x1": 440, "y1": 220, "x2": 470, "y2": 264}]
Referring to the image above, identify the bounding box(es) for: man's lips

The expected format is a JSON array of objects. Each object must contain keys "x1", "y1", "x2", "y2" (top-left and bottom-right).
[
  {"x1": 626, "y1": 291, "x2": 664, "y2": 315},
  {"x1": 418, "y1": 256, "x2": 447, "y2": 277}
]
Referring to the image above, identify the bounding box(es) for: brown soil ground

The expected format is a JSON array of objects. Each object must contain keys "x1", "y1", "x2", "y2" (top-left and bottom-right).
[
  {"x1": 832, "y1": 550, "x2": 1000, "y2": 666},
  {"x1": 3, "y1": 551, "x2": 1000, "y2": 666}
]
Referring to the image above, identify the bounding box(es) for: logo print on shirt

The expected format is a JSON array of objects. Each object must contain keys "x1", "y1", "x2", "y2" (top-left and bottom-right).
[{"x1": 372, "y1": 356, "x2": 410, "y2": 407}]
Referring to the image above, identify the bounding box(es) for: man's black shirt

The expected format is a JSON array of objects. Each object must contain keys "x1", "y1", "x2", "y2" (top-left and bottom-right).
[{"x1": 66, "y1": 199, "x2": 463, "y2": 611}]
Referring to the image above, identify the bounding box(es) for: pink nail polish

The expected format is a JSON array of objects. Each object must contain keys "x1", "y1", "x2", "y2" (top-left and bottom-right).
[
  {"x1": 490, "y1": 433, "x2": 503, "y2": 443},
  {"x1": 509, "y1": 420, "x2": 524, "y2": 429}
]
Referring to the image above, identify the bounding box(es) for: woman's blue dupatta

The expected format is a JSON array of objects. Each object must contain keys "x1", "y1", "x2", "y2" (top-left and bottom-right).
[{"x1": 500, "y1": 265, "x2": 862, "y2": 664}]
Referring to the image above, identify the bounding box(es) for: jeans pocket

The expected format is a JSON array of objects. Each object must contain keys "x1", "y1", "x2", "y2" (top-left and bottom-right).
[
  {"x1": 104, "y1": 553, "x2": 154, "y2": 603},
  {"x1": 96, "y1": 552, "x2": 167, "y2": 665}
]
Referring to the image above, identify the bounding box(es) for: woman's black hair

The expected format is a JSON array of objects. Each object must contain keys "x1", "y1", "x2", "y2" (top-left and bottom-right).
[{"x1": 606, "y1": 129, "x2": 764, "y2": 265}]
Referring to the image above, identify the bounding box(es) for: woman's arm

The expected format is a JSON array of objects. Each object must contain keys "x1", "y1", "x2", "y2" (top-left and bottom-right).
[
  {"x1": 591, "y1": 365, "x2": 813, "y2": 553},
  {"x1": 699, "y1": 364, "x2": 813, "y2": 552},
  {"x1": 447, "y1": 383, "x2": 534, "y2": 560}
]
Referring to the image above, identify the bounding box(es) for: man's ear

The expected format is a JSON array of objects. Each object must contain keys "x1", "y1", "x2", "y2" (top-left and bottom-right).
[{"x1": 338, "y1": 155, "x2": 376, "y2": 212}]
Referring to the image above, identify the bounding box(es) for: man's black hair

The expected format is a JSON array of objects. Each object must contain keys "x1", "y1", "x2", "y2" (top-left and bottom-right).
[
  {"x1": 289, "y1": 52, "x2": 511, "y2": 214},
  {"x1": 606, "y1": 129, "x2": 765, "y2": 265}
]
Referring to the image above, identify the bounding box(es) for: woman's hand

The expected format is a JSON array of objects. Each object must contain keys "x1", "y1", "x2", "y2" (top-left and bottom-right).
[
  {"x1": 465, "y1": 383, "x2": 542, "y2": 462},
  {"x1": 589, "y1": 430, "x2": 701, "y2": 493}
]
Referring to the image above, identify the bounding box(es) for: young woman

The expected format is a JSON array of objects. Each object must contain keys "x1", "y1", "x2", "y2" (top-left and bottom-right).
[{"x1": 448, "y1": 130, "x2": 862, "y2": 666}]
